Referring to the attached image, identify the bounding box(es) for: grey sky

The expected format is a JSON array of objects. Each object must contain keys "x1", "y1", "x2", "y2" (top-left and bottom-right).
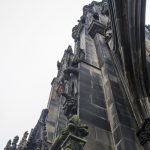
[{"x1": 0, "y1": 0, "x2": 150, "y2": 149}]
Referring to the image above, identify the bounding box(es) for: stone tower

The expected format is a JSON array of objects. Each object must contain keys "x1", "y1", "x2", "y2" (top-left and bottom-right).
[{"x1": 4, "y1": 0, "x2": 150, "y2": 150}]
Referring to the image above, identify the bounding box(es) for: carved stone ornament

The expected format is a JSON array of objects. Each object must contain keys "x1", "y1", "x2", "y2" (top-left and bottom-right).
[
  {"x1": 61, "y1": 134, "x2": 87, "y2": 150},
  {"x1": 11, "y1": 136, "x2": 19, "y2": 150},
  {"x1": 4, "y1": 140, "x2": 11, "y2": 150},
  {"x1": 17, "y1": 131, "x2": 28, "y2": 150},
  {"x1": 57, "y1": 61, "x2": 61, "y2": 70},
  {"x1": 83, "y1": 1, "x2": 101, "y2": 17},
  {"x1": 61, "y1": 93, "x2": 77, "y2": 118},
  {"x1": 66, "y1": 45, "x2": 73, "y2": 54},
  {"x1": 72, "y1": 49, "x2": 85, "y2": 65},
  {"x1": 50, "y1": 115, "x2": 88, "y2": 150},
  {"x1": 101, "y1": 0, "x2": 109, "y2": 16},
  {"x1": 72, "y1": 22, "x2": 83, "y2": 42},
  {"x1": 63, "y1": 67, "x2": 79, "y2": 81},
  {"x1": 88, "y1": 20, "x2": 106, "y2": 38},
  {"x1": 137, "y1": 118, "x2": 150, "y2": 145},
  {"x1": 93, "y1": 12, "x2": 99, "y2": 20},
  {"x1": 105, "y1": 25, "x2": 112, "y2": 43}
]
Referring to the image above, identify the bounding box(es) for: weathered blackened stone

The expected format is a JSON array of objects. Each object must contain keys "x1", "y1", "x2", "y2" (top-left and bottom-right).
[
  {"x1": 117, "y1": 139, "x2": 140, "y2": 150},
  {"x1": 113, "y1": 126, "x2": 121, "y2": 144},
  {"x1": 88, "y1": 20, "x2": 106, "y2": 38},
  {"x1": 80, "y1": 108, "x2": 111, "y2": 131},
  {"x1": 95, "y1": 127, "x2": 113, "y2": 146},
  {"x1": 5, "y1": 0, "x2": 150, "y2": 150},
  {"x1": 137, "y1": 118, "x2": 150, "y2": 145}
]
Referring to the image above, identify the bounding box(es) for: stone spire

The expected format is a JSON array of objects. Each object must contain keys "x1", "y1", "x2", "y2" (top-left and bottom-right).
[
  {"x1": 4, "y1": 140, "x2": 11, "y2": 150},
  {"x1": 17, "y1": 131, "x2": 28, "y2": 150},
  {"x1": 11, "y1": 136, "x2": 19, "y2": 150}
]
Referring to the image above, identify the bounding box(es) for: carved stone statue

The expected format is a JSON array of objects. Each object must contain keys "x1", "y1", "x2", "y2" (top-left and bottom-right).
[
  {"x1": 72, "y1": 23, "x2": 84, "y2": 42},
  {"x1": 61, "y1": 93, "x2": 77, "y2": 118},
  {"x1": 72, "y1": 49, "x2": 85, "y2": 65},
  {"x1": 51, "y1": 115, "x2": 88, "y2": 150}
]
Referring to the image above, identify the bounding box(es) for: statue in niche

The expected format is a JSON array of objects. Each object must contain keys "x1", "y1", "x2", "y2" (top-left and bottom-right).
[
  {"x1": 61, "y1": 93, "x2": 77, "y2": 118},
  {"x1": 105, "y1": 25, "x2": 112, "y2": 44},
  {"x1": 63, "y1": 67, "x2": 78, "y2": 98},
  {"x1": 78, "y1": 49, "x2": 85, "y2": 61},
  {"x1": 72, "y1": 49, "x2": 85, "y2": 65}
]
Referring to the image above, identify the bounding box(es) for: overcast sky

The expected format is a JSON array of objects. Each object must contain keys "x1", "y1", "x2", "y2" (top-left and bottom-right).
[{"x1": 0, "y1": 0, "x2": 150, "y2": 149}]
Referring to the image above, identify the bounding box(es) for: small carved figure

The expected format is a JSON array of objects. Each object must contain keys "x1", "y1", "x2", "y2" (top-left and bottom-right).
[
  {"x1": 61, "y1": 93, "x2": 77, "y2": 118},
  {"x1": 51, "y1": 115, "x2": 88, "y2": 150},
  {"x1": 72, "y1": 23, "x2": 83, "y2": 42},
  {"x1": 72, "y1": 49, "x2": 85, "y2": 65}
]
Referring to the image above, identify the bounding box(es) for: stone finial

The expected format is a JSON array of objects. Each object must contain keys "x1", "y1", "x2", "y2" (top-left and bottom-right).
[
  {"x1": 11, "y1": 136, "x2": 19, "y2": 150},
  {"x1": 57, "y1": 61, "x2": 61, "y2": 70},
  {"x1": 18, "y1": 131, "x2": 28, "y2": 150},
  {"x1": 4, "y1": 140, "x2": 11, "y2": 150},
  {"x1": 66, "y1": 45, "x2": 73, "y2": 54},
  {"x1": 72, "y1": 23, "x2": 83, "y2": 42}
]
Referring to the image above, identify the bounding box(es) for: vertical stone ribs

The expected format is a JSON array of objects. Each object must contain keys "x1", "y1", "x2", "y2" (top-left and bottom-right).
[{"x1": 106, "y1": 0, "x2": 150, "y2": 146}]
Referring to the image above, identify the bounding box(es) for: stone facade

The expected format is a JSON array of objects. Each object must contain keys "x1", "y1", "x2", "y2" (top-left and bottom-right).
[{"x1": 4, "y1": 0, "x2": 150, "y2": 150}]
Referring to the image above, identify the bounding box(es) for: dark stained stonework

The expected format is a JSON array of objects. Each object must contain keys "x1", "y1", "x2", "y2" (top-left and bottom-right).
[
  {"x1": 4, "y1": 0, "x2": 150, "y2": 149},
  {"x1": 88, "y1": 20, "x2": 106, "y2": 38},
  {"x1": 137, "y1": 118, "x2": 150, "y2": 145}
]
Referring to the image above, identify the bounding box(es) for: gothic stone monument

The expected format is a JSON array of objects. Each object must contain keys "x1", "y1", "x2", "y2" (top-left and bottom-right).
[{"x1": 4, "y1": 0, "x2": 150, "y2": 150}]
